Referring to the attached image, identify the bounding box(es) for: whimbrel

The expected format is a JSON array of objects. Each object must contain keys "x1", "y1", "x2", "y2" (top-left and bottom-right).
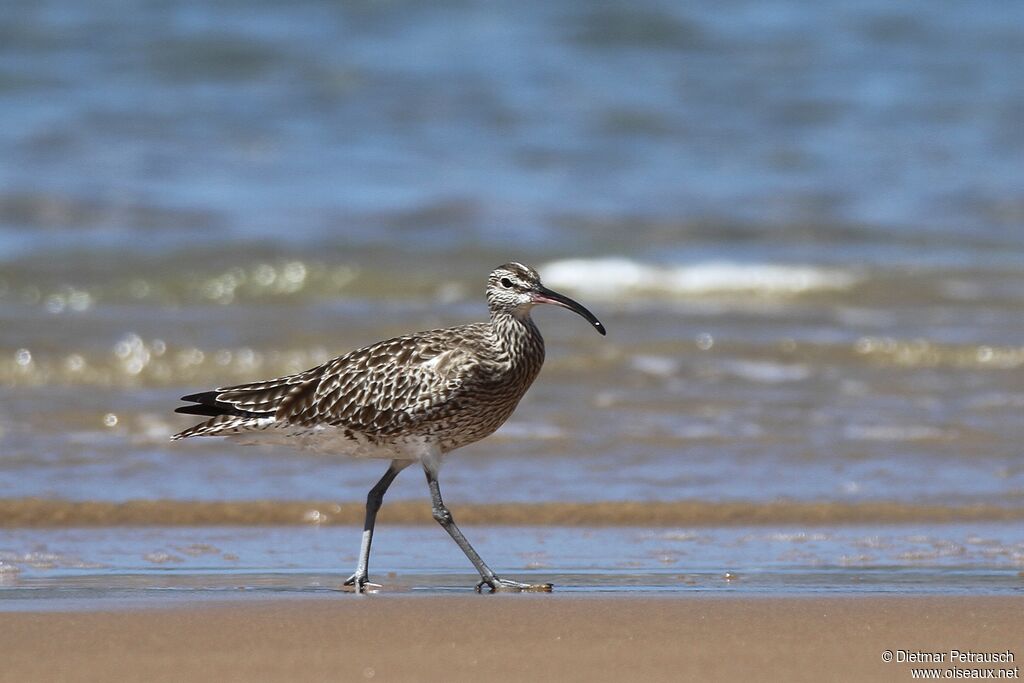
[{"x1": 172, "y1": 262, "x2": 605, "y2": 592}]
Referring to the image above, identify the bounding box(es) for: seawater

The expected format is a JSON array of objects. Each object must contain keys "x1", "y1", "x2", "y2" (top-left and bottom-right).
[{"x1": 2, "y1": 523, "x2": 1023, "y2": 608}]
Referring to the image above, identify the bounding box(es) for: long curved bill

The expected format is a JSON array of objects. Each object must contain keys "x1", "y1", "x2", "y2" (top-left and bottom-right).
[{"x1": 533, "y1": 285, "x2": 606, "y2": 335}]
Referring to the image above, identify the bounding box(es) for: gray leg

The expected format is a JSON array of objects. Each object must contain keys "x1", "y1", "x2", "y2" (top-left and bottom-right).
[
  {"x1": 424, "y1": 465, "x2": 552, "y2": 593},
  {"x1": 344, "y1": 459, "x2": 411, "y2": 592}
]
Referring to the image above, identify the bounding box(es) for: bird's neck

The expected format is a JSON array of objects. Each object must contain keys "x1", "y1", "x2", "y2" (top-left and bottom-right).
[{"x1": 490, "y1": 309, "x2": 545, "y2": 370}]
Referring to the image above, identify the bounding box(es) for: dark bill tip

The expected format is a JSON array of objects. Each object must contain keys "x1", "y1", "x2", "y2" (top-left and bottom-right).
[{"x1": 534, "y1": 285, "x2": 607, "y2": 336}]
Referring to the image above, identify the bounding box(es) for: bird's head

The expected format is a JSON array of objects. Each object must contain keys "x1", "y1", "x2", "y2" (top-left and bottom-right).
[{"x1": 486, "y1": 262, "x2": 605, "y2": 335}]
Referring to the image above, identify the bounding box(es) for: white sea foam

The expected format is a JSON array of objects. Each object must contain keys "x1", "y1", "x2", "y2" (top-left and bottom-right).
[
  {"x1": 630, "y1": 354, "x2": 681, "y2": 377},
  {"x1": 720, "y1": 360, "x2": 812, "y2": 383},
  {"x1": 541, "y1": 258, "x2": 860, "y2": 298}
]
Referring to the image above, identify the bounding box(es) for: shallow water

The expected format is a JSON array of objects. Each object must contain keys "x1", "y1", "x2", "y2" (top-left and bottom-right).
[
  {"x1": 1, "y1": 523, "x2": 1022, "y2": 610},
  {"x1": 2, "y1": 0, "x2": 1023, "y2": 603}
]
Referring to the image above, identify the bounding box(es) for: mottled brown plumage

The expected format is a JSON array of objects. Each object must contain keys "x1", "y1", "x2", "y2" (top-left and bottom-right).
[
  {"x1": 171, "y1": 319, "x2": 543, "y2": 452},
  {"x1": 172, "y1": 262, "x2": 605, "y2": 592}
]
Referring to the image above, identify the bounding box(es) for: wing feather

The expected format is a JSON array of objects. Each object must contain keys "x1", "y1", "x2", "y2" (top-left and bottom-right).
[
  {"x1": 172, "y1": 323, "x2": 490, "y2": 440},
  {"x1": 282, "y1": 330, "x2": 485, "y2": 435}
]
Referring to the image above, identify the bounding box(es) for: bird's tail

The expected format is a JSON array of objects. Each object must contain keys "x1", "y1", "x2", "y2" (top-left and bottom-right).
[
  {"x1": 171, "y1": 390, "x2": 266, "y2": 440},
  {"x1": 171, "y1": 371, "x2": 314, "y2": 440}
]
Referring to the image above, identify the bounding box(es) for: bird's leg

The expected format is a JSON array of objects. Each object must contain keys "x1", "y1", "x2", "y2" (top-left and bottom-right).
[
  {"x1": 344, "y1": 459, "x2": 410, "y2": 593},
  {"x1": 423, "y1": 465, "x2": 552, "y2": 593}
]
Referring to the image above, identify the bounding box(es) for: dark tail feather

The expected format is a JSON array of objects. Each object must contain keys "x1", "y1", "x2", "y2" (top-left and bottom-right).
[
  {"x1": 175, "y1": 404, "x2": 242, "y2": 417},
  {"x1": 180, "y1": 391, "x2": 221, "y2": 404},
  {"x1": 176, "y1": 391, "x2": 257, "y2": 418}
]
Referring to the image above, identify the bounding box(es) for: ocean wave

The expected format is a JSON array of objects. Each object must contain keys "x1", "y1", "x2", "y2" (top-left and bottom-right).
[
  {"x1": 4, "y1": 336, "x2": 1023, "y2": 390},
  {"x1": 541, "y1": 257, "x2": 861, "y2": 298},
  {"x1": 719, "y1": 360, "x2": 812, "y2": 384}
]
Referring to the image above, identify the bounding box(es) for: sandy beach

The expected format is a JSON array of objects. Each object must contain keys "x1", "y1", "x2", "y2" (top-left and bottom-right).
[{"x1": 2, "y1": 595, "x2": 1021, "y2": 682}]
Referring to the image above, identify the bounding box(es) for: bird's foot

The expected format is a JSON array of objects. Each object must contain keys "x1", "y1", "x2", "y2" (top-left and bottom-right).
[
  {"x1": 342, "y1": 573, "x2": 382, "y2": 594},
  {"x1": 475, "y1": 577, "x2": 553, "y2": 593}
]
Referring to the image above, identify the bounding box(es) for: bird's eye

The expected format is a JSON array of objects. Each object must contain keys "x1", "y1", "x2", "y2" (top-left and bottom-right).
[{"x1": 500, "y1": 277, "x2": 513, "y2": 288}]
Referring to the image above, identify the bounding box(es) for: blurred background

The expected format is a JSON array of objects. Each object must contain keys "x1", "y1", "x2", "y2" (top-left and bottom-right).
[{"x1": 1, "y1": 0, "x2": 1023, "y2": 517}]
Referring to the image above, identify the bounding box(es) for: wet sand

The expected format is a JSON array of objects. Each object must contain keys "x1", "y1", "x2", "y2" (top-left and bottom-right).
[
  {"x1": 4, "y1": 497, "x2": 1024, "y2": 527},
  {"x1": 2, "y1": 596, "x2": 1021, "y2": 682}
]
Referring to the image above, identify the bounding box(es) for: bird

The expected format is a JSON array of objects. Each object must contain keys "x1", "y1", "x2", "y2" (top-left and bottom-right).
[{"x1": 171, "y1": 262, "x2": 605, "y2": 592}]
